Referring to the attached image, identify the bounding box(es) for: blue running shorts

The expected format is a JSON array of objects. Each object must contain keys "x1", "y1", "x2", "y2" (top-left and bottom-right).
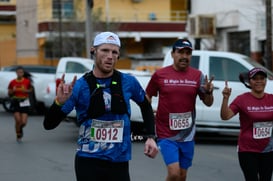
[{"x1": 158, "y1": 139, "x2": 194, "y2": 169}]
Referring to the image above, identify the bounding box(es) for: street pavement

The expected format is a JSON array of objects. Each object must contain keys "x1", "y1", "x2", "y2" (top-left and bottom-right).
[{"x1": 0, "y1": 106, "x2": 244, "y2": 181}]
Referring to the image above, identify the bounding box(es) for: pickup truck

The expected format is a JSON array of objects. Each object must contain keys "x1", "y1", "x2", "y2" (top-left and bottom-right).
[
  {"x1": 0, "y1": 65, "x2": 56, "y2": 114},
  {"x1": 43, "y1": 57, "x2": 157, "y2": 123}
]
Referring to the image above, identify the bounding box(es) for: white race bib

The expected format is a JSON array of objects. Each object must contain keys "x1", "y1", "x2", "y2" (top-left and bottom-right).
[
  {"x1": 19, "y1": 99, "x2": 30, "y2": 107},
  {"x1": 253, "y1": 121, "x2": 273, "y2": 139},
  {"x1": 90, "y1": 119, "x2": 124, "y2": 143},
  {"x1": 169, "y1": 112, "x2": 192, "y2": 130}
]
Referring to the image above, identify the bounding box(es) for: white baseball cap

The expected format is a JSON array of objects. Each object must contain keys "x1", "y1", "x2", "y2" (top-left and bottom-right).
[{"x1": 93, "y1": 32, "x2": 121, "y2": 47}]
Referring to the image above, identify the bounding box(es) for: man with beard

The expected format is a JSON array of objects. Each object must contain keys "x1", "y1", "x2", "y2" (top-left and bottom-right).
[{"x1": 43, "y1": 32, "x2": 158, "y2": 181}]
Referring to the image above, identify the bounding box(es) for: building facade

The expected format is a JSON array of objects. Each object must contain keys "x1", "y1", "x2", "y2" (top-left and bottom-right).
[
  {"x1": 189, "y1": 0, "x2": 271, "y2": 66},
  {"x1": 1, "y1": 0, "x2": 272, "y2": 69},
  {"x1": 15, "y1": 0, "x2": 189, "y2": 68}
]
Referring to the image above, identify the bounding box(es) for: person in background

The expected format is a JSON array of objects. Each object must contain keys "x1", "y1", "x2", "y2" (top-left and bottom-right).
[
  {"x1": 146, "y1": 39, "x2": 214, "y2": 181},
  {"x1": 43, "y1": 31, "x2": 158, "y2": 181},
  {"x1": 8, "y1": 66, "x2": 33, "y2": 143},
  {"x1": 221, "y1": 67, "x2": 273, "y2": 181}
]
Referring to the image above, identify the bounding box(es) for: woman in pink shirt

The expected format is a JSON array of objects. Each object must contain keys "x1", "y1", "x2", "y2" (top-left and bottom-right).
[{"x1": 221, "y1": 67, "x2": 273, "y2": 181}]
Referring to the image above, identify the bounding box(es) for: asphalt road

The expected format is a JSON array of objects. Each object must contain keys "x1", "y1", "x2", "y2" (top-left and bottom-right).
[{"x1": 0, "y1": 106, "x2": 244, "y2": 181}]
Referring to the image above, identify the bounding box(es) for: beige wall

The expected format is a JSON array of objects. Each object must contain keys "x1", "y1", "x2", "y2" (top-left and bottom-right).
[
  {"x1": 16, "y1": 56, "x2": 39, "y2": 65},
  {"x1": 0, "y1": 0, "x2": 16, "y2": 5},
  {"x1": 0, "y1": 24, "x2": 16, "y2": 41},
  {"x1": 13, "y1": 0, "x2": 188, "y2": 68},
  {"x1": 0, "y1": 0, "x2": 16, "y2": 67},
  {"x1": 93, "y1": 0, "x2": 172, "y2": 22},
  {"x1": 0, "y1": 39, "x2": 16, "y2": 67},
  {"x1": 0, "y1": 25, "x2": 16, "y2": 67},
  {"x1": 37, "y1": 0, "x2": 53, "y2": 22},
  {"x1": 36, "y1": 0, "x2": 186, "y2": 23},
  {"x1": 37, "y1": 0, "x2": 85, "y2": 22}
]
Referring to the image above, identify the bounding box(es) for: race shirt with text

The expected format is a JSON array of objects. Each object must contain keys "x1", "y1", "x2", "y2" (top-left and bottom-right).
[
  {"x1": 146, "y1": 65, "x2": 206, "y2": 141},
  {"x1": 230, "y1": 92, "x2": 273, "y2": 153}
]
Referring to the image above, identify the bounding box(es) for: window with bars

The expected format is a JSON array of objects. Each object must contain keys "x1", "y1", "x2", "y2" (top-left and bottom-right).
[{"x1": 52, "y1": 0, "x2": 74, "y2": 19}]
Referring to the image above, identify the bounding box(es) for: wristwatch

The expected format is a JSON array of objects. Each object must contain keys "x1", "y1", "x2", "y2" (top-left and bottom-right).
[{"x1": 146, "y1": 135, "x2": 157, "y2": 141}]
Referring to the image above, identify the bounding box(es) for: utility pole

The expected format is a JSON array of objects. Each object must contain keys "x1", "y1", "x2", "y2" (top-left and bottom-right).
[
  {"x1": 85, "y1": 0, "x2": 93, "y2": 59},
  {"x1": 266, "y1": 0, "x2": 272, "y2": 70}
]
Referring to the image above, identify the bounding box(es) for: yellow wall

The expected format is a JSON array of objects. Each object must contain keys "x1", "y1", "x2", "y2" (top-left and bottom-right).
[
  {"x1": 0, "y1": 24, "x2": 16, "y2": 41},
  {"x1": 74, "y1": 0, "x2": 85, "y2": 20},
  {"x1": 27, "y1": 0, "x2": 188, "y2": 68},
  {"x1": 37, "y1": 0, "x2": 53, "y2": 22},
  {"x1": 37, "y1": 0, "x2": 186, "y2": 23},
  {"x1": 37, "y1": 0, "x2": 85, "y2": 22},
  {"x1": 16, "y1": 57, "x2": 39, "y2": 65},
  {"x1": 0, "y1": 0, "x2": 16, "y2": 5},
  {"x1": 0, "y1": 39, "x2": 16, "y2": 67},
  {"x1": 0, "y1": 24, "x2": 16, "y2": 68},
  {"x1": 93, "y1": 0, "x2": 172, "y2": 22},
  {"x1": 0, "y1": 0, "x2": 16, "y2": 67}
]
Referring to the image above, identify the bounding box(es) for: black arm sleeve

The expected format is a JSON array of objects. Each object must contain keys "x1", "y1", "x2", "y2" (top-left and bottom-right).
[
  {"x1": 43, "y1": 102, "x2": 67, "y2": 130},
  {"x1": 138, "y1": 96, "x2": 155, "y2": 135}
]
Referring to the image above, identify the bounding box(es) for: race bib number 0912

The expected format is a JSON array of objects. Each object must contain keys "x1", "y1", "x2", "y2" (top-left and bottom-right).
[{"x1": 90, "y1": 119, "x2": 124, "y2": 143}]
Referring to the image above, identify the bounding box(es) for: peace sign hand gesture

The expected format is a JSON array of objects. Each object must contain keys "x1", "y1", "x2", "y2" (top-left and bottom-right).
[{"x1": 203, "y1": 75, "x2": 214, "y2": 94}]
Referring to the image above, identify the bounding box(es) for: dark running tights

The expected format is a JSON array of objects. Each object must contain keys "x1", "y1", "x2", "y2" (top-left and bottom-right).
[
  {"x1": 238, "y1": 152, "x2": 273, "y2": 181},
  {"x1": 74, "y1": 154, "x2": 130, "y2": 181}
]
